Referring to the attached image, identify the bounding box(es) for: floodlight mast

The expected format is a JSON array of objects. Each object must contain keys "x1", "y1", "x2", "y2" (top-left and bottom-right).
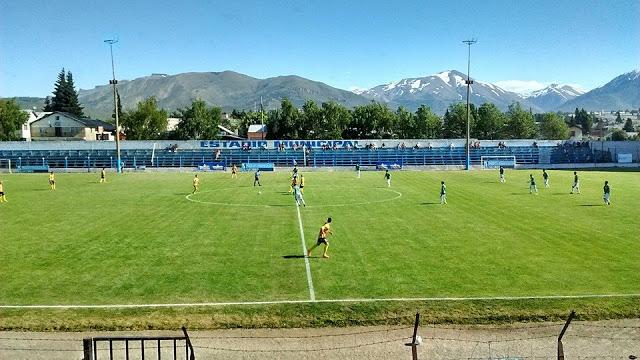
[
  {"x1": 104, "y1": 39, "x2": 122, "y2": 173},
  {"x1": 462, "y1": 39, "x2": 477, "y2": 171}
]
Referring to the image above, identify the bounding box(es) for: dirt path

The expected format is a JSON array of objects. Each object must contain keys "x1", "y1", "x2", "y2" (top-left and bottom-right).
[{"x1": 1, "y1": 319, "x2": 638, "y2": 359}]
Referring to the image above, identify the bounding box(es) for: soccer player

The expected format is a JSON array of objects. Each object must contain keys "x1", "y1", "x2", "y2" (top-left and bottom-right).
[
  {"x1": 231, "y1": 164, "x2": 238, "y2": 179},
  {"x1": 542, "y1": 169, "x2": 550, "y2": 188},
  {"x1": 0, "y1": 180, "x2": 6, "y2": 203},
  {"x1": 289, "y1": 174, "x2": 297, "y2": 193},
  {"x1": 99, "y1": 168, "x2": 106, "y2": 183},
  {"x1": 499, "y1": 166, "x2": 505, "y2": 183},
  {"x1": 570, "y1": 171, "x2": 581, "y2": 194},
  {"x1": 355, "y1": 163, "x2": 361, "y2": 178},
  {"x1": 299, "y1": 174, "x2": 305, "y2": 193},
  {"x1": 49, "y1": 171, "x2": 56, "y2": 191},
  {"x1": 254, "y1": 169, "x2": 261, "y2": 186},
  {"x1": 384, "y1": 170, "x2": 391, "y2": 187},
  {"x1": 440, "y1": 181, "x2": 447, "y2": 204},
  {"x1": 529, "y1": 174, "x2": 538, "y2": 194},
  {"x1": 307, "y1": 217, "x2": 332, "y2": 258},
  {"x1": 603, "y1": 180, "x2": 611, "y2": 205},
  {"x1": 192, "y1": 174, "x2": 200, "y2": 194},
  {"x1": 293, "y1": 184, "x2": 306, "y2": 207}
]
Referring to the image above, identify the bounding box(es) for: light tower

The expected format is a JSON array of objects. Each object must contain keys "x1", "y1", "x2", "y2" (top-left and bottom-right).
[
  {"x1": 104, "y1": 39, "x2": 122, "y2": 173},
  {"x1": 462, "y1": 38, "x2": 477, "y2": 171}
]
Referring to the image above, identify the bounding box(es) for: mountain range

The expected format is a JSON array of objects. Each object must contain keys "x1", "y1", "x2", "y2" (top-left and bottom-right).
[{"x1": 5, "y1": 70, "x2": 638, "y2": 119}]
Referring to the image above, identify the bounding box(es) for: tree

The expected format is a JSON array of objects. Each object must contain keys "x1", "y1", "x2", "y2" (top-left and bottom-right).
[
  {"x1": 320, "y1": 101, "x2": 350, "y2": 139},
  {"x1": 0, "y1": 99, "x2": 28, "y2": 140},
  {"x1": 173, "y1": 99, "x2": 221, "y2": 140},
  {"x1": 120, "y1": 97, "x2": 168, "y2": 140},
  {"x1": 442, "y1": 103, "x2": 472, "y2": 138},
  {"x1": 300, "y1": 100, "x2": 322, "y2": 139},
  {"x1": 615, "y1": 111, "x2": 623, "y2": 124},
  {"x1": 43, "y1": 97, "x2": 52, "y2": 111},
  {"x1": 623, "y1": 118, "x2": 635, "y2": 132},
  {"x1": 540, "y1": 112, "x2": 569, "y2": 139},
  {"x1": 610, "y1": 129, "x2": 627, "y2": 141},
  {"x1": 346, "y1": 102, "x2": 395, "y2": 139},
  {"x1": 63, "y1": 71, "x2": 84, "y2": 117},
  {"x1": 504, "y1": 102, "x2": 537, "y2": 139},
  {"x1": 475, "y1": 103, "x2": 505, "y2": 139},
  {"x1": 578, "y1": 108, "x2": 592, "y2": 134},
  {"x1": 394, "y1": 106, "x2": 414, "y2": 139},
  {"x1": 414, "y1": 105, "x2": 441, "y2": 139},
  {"x1": 48, "y1": 68, "x2": 84, "y2": 117}
]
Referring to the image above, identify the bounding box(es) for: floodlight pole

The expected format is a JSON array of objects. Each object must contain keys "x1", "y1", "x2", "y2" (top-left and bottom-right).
[
  {"x1": 463, "y1": 39, "x2": 477, "y2": 171},
  {"x1": 105, "y1": 39, "x2": 122, "y2": 173}
]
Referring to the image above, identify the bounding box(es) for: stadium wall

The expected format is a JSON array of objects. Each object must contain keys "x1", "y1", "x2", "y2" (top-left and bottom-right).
[{"x1": 0, "y1": 139, "x2": 562, "y2": 151}]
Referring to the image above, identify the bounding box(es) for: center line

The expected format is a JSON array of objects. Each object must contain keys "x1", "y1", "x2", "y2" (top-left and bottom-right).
[{"x1": 296, "y1": 204, "x2": 316, "y2": 301}]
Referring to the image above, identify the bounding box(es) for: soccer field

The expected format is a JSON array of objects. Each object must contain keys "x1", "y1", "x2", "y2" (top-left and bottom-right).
[{"x1": 0, "y1": 169, "x2": 639, "y2": 328}]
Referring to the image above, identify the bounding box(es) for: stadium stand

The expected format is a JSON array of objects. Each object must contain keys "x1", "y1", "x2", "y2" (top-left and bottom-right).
[{"x1": 0, "y1": 140, "x2": 621, "y2": 170}]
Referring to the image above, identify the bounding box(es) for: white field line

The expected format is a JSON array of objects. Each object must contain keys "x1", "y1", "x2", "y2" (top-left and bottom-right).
[
  {"x1": 296, "y1": 203, "x2": 316, "y2": 301},
  {"x1": 2, "y1": 294, "x2": 639, "y2": 309}
]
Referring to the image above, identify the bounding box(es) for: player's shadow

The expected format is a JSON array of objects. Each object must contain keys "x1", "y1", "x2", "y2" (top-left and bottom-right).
[
  {"x1": 282, "y1": 255, "x2": 306, "y2": 259},
  {"x1": 421, "y1": 202, "x2": 439, "y2": 205},
  {"x1": 510, "y1": 193, "x2": 527, "y2": 195},
  {"x1": 579, "y1": 204, "x2": 602, "y2": 207}
]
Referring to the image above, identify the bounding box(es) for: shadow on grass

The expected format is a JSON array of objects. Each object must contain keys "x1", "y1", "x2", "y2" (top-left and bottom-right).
[
  {"x1": 510, "y1": 193, "x2": 527, "y2": 196},
  {"x1": 579, "y1": 204, "x2": 603, "y2": 207},
  {"x1": 421, "y1": 202, "x2": 440, "y2": 205},
  {"x1": 282, "y1": 255, "x2": 306, "y2": 259}
]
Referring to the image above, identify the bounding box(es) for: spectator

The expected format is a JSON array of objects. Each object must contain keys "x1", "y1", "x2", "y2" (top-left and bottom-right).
[{"x1": 215, "y1": 149, "x2": 221, "y2": 160}]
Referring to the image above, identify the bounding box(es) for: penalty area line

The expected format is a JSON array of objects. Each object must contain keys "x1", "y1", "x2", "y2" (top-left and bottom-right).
[{"x1": 2, "y1": 294, "x2": 639, "y2": 309}]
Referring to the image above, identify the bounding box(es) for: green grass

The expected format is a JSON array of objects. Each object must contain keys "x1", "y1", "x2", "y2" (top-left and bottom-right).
[{"x1": 0, "y1": 169, "x2": 639, "y2": 329}]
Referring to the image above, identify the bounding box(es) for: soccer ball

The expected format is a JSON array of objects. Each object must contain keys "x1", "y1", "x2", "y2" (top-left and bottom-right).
[{"x1": 258, "y1": 191, "x2": 263, "y2": 195}]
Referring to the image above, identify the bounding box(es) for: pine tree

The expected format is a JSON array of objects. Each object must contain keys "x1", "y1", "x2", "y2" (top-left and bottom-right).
[
  {"x1": 50, "y1": 68, "x2": 67, "y2": 111},
  {"x1": 64, "y1": 71, "x2": 84, "y2": 117},
  {"x1": 43, "y1": 97, "x2": 52, "y2": 111}
]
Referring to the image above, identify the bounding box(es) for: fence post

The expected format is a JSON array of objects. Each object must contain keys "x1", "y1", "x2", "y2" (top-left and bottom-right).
[
  {"x1": 82, "y1": 338, "x2": 94, "y2": 360},
  {"x1": 182, "y1": 326, "x2": 196, "y2": 360},
  {"x1": 404, "y1": 312, "x2": 421, "y2": 360},
  {"x1": 65, "y1": 157, "x2": 68, "y2": 172},
  {"x1": 557, "y1": 309, "x2": 575, "y2": 360}
]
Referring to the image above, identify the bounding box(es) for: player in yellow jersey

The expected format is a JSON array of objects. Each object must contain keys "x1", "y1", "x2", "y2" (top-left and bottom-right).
[
  {"x1": 299, "y1": 174, "x2": 305, "y2": 193},
  {"x1": 99, "y1": 168, "x2": 107, "y2": 183},
  {"x1": 289, "y1": 174, "x2": 297, "y2": 193},
  {"x1": 0, "y1": 180, "x2": 6, "y2": 203},
  {"x1": 192, "y1": 174, "x2": 200, "y2": 194},
  {"x1": 231, "y1": 164, "x2": 238, "y2": 179},
  {"x1": 49, "y1": 171, "x2": 56, "y2": 190},
  {"x1": 307, "y1": 217, "x2": 333, "y2": 258}
]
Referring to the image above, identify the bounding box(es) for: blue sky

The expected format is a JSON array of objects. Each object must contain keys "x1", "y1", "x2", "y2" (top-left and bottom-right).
[{"x1": 1, "y1": 0, "x2": 638, "y2": 97}]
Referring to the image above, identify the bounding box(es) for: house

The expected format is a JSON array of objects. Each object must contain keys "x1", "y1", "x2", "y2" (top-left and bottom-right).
[
  {"x1": 30, "y1": 112, "x2": 115, "y2": 141},
  {"x1": 247, "y1": 124, "x2": 267, "y2": 140},
  {"x1": 568, "y1": 125, "x2": 583, "y2": 141},
  {"x1": 18, "y1": 110, "x2": 52, "y2": 141}
]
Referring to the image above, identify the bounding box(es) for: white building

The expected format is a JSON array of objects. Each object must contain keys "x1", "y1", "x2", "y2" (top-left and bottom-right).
[{"x1": 18, "y1": 110, "x2": 52, "y2": 141}]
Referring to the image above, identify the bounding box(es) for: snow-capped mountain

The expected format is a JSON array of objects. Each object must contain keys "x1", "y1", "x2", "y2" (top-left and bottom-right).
[
  {"x1": 558, "y1": 70, "x2": 640, "y2": 111},
  {"x1": 356, "y1": 70, "x2": 539, "y2": 114},
  {"x1": 525, "y1": 84, "x2": 585, "y2": 110}
]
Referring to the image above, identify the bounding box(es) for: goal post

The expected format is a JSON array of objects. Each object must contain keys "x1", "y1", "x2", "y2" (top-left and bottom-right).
[
  {"x1": 0, "y1": 159, "x2": 12, "y2": 173},
  {"x1": 480, "y1": 155, "x2": 516, "y2": 170}
]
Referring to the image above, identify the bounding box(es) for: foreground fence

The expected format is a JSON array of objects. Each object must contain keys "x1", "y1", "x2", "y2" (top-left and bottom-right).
[{"x1": 1, "y1": 311, "x2": 638, "y2": 359}]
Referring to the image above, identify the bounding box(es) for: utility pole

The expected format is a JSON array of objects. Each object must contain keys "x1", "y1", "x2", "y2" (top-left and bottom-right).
[
  {"x1": 462, "y1": 39, "x2": 477, "y2": 171},
  {"x1": 104, "y1": 39, "x2": 122, "y2": 173}
]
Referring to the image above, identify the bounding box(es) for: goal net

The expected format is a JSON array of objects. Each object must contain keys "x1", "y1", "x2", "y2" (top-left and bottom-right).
[
  {"x1": 0, "y1": 159, "x2": 12, "y2": 173},
  {"x1": 480, "y1": 155, "x2": 516, "y2": 170}
]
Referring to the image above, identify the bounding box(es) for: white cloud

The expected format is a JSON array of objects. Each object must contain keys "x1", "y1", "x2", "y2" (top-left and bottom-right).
[{"x1": 494, "y1": 80, "x2": 547, "y2": 95}]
